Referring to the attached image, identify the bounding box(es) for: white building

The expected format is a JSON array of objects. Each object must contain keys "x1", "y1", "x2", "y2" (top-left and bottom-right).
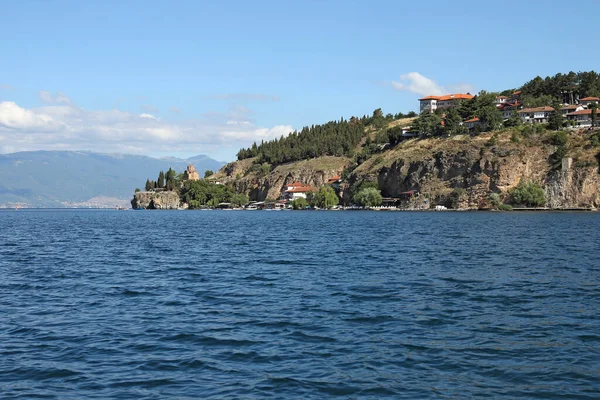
[
  {"x1": 282, "y1": 182, "x2": 315, "y2": 201},
  {"x1": 567, "y1": 109, "x2": 595, "y2": 127},
  {"x1": 419, "y1": 93, "x2": 474, "y2": 114},
  {"x1": 518, "y1": 106, "x2": 554, "y2": 124},
  {"x1": 494, "y1": 95, "x2": 509, "y2": 105},
  {"x1": 498, "y1": 101, "x2": 522, "y2": 119}
]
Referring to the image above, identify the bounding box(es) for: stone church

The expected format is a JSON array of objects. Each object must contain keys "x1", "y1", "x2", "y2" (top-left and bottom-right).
[{"x1": 184, "y1": 164, "x2": 200, "y2": 181}]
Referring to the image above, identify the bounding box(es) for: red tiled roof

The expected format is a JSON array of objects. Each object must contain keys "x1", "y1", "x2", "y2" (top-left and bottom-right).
[
  {"x1": 418, "y1": 93, "x2": 474, "y2": 101},
  {"x1": 580, "y1": 97, "x2": 600, "y2": 101},
  {"x1": 464, "y1": 117, "x2": 480, "y2": 123},
  {"x1": 568, "y1": 109, "x2": 594, "y2": 116},
  {"x1": 288, "y1": 182, "x2": 310, "y2": 187},
  {"x1": 496, "y1": 95, "x2": 508, "y2": 99},
  {"x1": 499, "y1": 101, "x2": 521, "y2": 110},
  {"x1": 561, "y1": 105, "x2": 580, "y2": 110},
  {"x1": 513, "y1": 90, "x2": 521, "y2": 95},
  {"x1": 285, "y1": 187, "x2": 316, "y2": 193},
  {"x1": 518, "y1": 106, "x2": 554, "y2": 113},
  {"x1": 418, "y1": 95, "x2": 440, "y2": 101}
]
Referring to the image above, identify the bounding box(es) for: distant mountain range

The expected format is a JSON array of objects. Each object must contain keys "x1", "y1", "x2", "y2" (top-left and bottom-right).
[{"x1": 0, "y1": 151, "x2": 225, "y2": 207}]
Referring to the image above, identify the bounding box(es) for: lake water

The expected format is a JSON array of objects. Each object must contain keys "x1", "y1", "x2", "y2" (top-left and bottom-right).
[{"x1": 1, "y1": 209, "x2": 599, "y2": 399}]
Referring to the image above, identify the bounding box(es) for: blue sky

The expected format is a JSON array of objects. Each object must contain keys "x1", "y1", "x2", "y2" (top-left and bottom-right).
[{"x1": 1, "y1": 0, "x2": 599, "y2": 161}]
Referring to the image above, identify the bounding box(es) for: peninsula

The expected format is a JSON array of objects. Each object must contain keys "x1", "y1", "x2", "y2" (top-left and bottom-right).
[{"x1": 132, "y1": 71, "x2": 600, "y2": 211}]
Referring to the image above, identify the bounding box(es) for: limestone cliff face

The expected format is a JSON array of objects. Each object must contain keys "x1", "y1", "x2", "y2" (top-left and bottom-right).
[
  {"x1": 351, "y1": 133, "x2": 600, "y2": 209},
  {"x1": 214, "y1": 131, "x2": 599, "y2": 209},
  {"x1": 131, "y1": 191, "x2": 180, "y2": 209},
  {"x1": 216, "y1": 156, "x2": 349, "y2": 201}
]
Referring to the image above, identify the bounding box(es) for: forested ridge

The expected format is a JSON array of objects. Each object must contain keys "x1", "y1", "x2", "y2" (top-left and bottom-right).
[
  {"x1": 235, "y1": 70, "x2": 599, "y2": 168},
  {"x1": 236, "y1": 111, "x2": 416, "y2": 165}
]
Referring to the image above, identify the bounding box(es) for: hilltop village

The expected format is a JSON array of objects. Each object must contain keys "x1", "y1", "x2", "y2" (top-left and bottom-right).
[{"x1": 132, "y1": 71, "x2": 600, "y2": 211}]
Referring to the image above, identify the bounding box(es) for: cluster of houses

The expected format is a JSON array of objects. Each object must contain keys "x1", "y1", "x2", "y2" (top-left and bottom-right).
[{"x1": 418, "y1": 91, "x2": 599, "y2": 131}]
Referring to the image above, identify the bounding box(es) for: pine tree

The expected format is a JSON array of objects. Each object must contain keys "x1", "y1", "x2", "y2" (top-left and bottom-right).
[
  {"x1": 548, "y1": 103, "x2": 564, "y2": 131},
  {"x1": 158, "y1": 171, "x2": 165, "y2": 188}
]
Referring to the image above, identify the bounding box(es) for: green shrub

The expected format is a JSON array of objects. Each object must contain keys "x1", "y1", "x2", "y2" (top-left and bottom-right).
[
  {"x1": 547, "y1": 131, "x2": 568, "y2": 146},
  {"x1": 489, "y1": 192, "x2": 501, "y2": 207},
  {"x1": 291, "y1": 197, "x2": 308, "y2": 210},
  {"x1": 486, "y1": 133, "x2": 499, "y2": 147},
  {"x1": 509, "y1": 181, "x2": 546, "y2": 207},
  {"x1": 510, "y1": 131, "x2": 521, "y2": 143},
  {"x1": 498, "y1": 204, "x2": 513, "y2": 211},
  {"x1": 353, "y1": 187, "x2": 383, "y2": 207}
]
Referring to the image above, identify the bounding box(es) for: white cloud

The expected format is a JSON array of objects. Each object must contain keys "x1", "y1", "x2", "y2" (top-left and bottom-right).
[
  {"x1": 391, "y1": 72, "x2": 445, "y2": 96},
  {"x1": 0, "y1": 94, "x2": 294, "y2": 160},
  {"x1": 0, "y1": 101, "x2": 58, "y2": 130},
  {"x1": 139, "y1": 113, "x2": 161, "y2": 121},
  {"x1": 391, "y1": 72, "x2": 475, "y2": 96},
  {"x1": 39, "y1": 90, "x2": 73, "y2": 105}
]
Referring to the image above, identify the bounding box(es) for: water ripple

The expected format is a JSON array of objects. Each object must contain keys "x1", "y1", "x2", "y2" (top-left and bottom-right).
[{"x1": 0, "y1": 209, "x2": 599, "y2": 399}]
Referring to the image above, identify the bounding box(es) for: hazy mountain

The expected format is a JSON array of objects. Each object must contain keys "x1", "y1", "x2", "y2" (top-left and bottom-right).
[{"x1": 0, "y1": 151, "x2": 225, "y2": 207}]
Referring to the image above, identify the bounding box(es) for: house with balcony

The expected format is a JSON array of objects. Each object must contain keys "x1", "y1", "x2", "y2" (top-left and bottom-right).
[
  {"x1": 518, "y1": 106, "x2": 554, "y2": 124},
  {"x1": 419, "y1": 93, "x2": 474, "y2": 113},
  {"x1": 567, "y1": 109, "x2": 595, "y2": 127},
  {"x1": 579, "y1": 97, "x2": 599, "y2": 107},
  {"x1": 498, "y1": 101, "x2": 522, "y2": 119}
]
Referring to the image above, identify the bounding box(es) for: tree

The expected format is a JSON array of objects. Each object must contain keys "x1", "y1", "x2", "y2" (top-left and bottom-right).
[
  {"x1": 157, "y1": 171, "x2": 165, "y2": 188},
  {"x1": 353, "y1": 187, "x2": 382, "y2": 207},
  {"x1": 476, "y1": 105, "x2": 503, "y2": 132},
  {"x1": 589, "y1": 103, "x2": 598, "y2": 127},
  {"x1": 145, "y1": 179, "x2": 152, "y2": 191},
  {"x1": 165, "y1": 168, "x2": 176, "y2": 191},
  {"x1": 443, "y1": 107, "x2": 466, "y2": 135},
  {"x1": 521, "y1": 94, "x2": 557, "y2": 108},
  {"x1": 350, "y1": 180, "x2": 379, "y2": 199},
  {"x1": 291, "y1": 197, "x2": 308, "y2": 210},
  {"x1": 370, "y1": 108, "x2": 385, "y2": 129},
  {"x1": 204, "y1": 170, "x2": 214, "y2": 178},
  {"x1": 510, "y1": 181, "x2": 547, "y2": 207},
  {"x1": 135, "y1": 188, "x2": 141, "y2": 193},
  {"x1": 547, "y1": 102, "x2": 564, "y2": 131},
  {"x1": 413, "y1": 112, "x2": 443, "y2": 137},
  {"x1": 231, "y1": 193, "x2": 248, "y2": 207},
  {"x1": 310, "y1": 186, "x2": 338, "y2": 208}
]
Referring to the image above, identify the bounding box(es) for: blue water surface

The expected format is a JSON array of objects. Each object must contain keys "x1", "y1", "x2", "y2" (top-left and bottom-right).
[{"x1": 1, "y1": 209, "x2": 599, "y2": 399}]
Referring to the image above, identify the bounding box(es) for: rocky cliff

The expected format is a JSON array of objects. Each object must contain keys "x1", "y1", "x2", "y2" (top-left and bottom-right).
[
  {"x1": 216, "y1": 128, "x2": 600, "y2": 209},
  {"x1": 351, "y1": 131, "x2": 600, "y2": 209},
  {"x1": 216, "y1": 156, "x2": 349, "y2": 201},
  {"x1": 131, "y1": 191, "x2": 181, "y2": 209}
]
